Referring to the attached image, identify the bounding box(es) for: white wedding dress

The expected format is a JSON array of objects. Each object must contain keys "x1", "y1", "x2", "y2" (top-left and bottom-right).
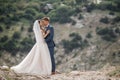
[{"x1": 11, "y1": 20, "x2": 52, "y2": 75}]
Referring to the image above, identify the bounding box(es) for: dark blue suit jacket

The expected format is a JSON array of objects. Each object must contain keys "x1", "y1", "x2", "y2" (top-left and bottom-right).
[{"x1": 45, "y1": 25, "x2": 55, "y2": 48}]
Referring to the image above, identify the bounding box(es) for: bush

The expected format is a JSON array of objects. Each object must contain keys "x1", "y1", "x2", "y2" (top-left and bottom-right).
[
  {"x1": 69, "y1": 33, "x2": 82, "y2": 41},
  {"x1": 35, "y1": 13, "x2": 45, "y2": 20},
  {"x1": 109, "y1": 11, "x2": 115, "y2": 15},
  {"x1": 102, "y1": 34, "x2": 117, "y2": 42},
  {"x1": 47, "y1": 10, "x2": 58, "y2": 23},
  {"x1": 71, "y1": 20, "x2": 76, "y2": 25},
  {"x1": 100, "y1": 17, "x2": 109, "y2": 24},
  {"x1": 75, "y1": 6, "x2": 82, "y2": 13},
  {"x1": 86, "y1": 32, "x2": 92, "y2": 38},
  {"x1": 0, "y1": 35, "x2": 8, "y2": 43},
  {"x1": 86, "y1": 3, "x2": 96, "y2": 12},
  {"x1": 0, "y1": 26, "x2": 3, "y2": 32},
  {"x1": 75, "y1": 0, "x2": 88, "y2": 4},
  {"x1": 23, "y1": 14, "x2": 34, "y2": 20},
  {"x1": 96, "y1": 27, "x2": 118, "y2": 42},
  {"x1": 3, "y1": 39, "x2": 18, "y2": 55},
  {"x1": 97, "y1": 0, "x2": 120, "y2": 12},
  {"x1": 61, "y1": 33, "x2": 89, "y2": 53},
  {"x1": 28, "y1": 26, "x2": 33, "y2": 32},
  {"x1": 52, "y1": 6, "x2": 74, "y2": 23},
  {"x1": 113, "y1": 16, "x2": 120, "y2": 23},
  {"x1": 97, "y1": 27, "x2": 110, "y2": 35},
  {"x1": 115, "y1": 27, "x2": 120, "y2": 34},
  {"x1": 11, "y1": 13, "x2": 19, "y2": 21},
  {"x1": 6, "y1": 25, "x2": 10, "y2": 29},
  {"x1": 12, "y1": 31, "x2": 21, "y2": 39},
  {"x1": 78, "y1": 14, "x2": 84, "y2": 20},
  {"x1": 20, "y1": 37, "x2": 34, "y2": 51},
  {"x1": 25, "y1": 8, "x2": 36, "y2": 16},
  {"x1": 97, "y1": 2, "x2": 114, "y2": 11},
  {"x1": 21, "y1": 24, "x2": 24, "y2": 31},
  {"x1": 108, "y1": 29, "x2": 117, "y2": 38}
]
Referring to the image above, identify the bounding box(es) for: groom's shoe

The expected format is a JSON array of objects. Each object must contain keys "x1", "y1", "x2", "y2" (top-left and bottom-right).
[
  {"x1": 51, "y1": 72, "x2": 56, "y2": 75},
  {"x1": 51, "y1": 71, "x2": 61, "y2": 75},
  {"x1": 56, "y1": 71, "x2": 61, "y2": 74}
]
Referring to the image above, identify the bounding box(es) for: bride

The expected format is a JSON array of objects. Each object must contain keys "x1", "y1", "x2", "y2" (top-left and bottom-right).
[{"x1": 11, "y1": 20, "x2": 52, "y2": 75}]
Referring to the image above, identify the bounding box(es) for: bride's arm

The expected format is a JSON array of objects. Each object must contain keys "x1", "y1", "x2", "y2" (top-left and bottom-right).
[{"x1": 43, "y1": 30, "x2": 50, "y2": 38}]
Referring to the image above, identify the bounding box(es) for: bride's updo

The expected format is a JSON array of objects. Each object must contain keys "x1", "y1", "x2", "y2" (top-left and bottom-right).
[{"x1": 38, "y1": 20, "x2": 44, "y2": 27}]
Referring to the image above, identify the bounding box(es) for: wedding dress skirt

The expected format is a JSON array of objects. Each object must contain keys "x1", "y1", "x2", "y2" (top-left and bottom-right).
[{"x1": 11, "y1": 20, "x2": 52, "y2": 75}]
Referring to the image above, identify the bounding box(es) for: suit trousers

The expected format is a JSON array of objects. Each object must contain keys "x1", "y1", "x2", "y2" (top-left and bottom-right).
[{"x1": 48, "y1": 47, "x2": 55, "y2": 72}]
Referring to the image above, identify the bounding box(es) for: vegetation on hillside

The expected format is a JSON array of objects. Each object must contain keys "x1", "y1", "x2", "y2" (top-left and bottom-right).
[
  {"x1": 61, "y1": 33, "x2": 89, "y2": 53},
  {"x1": 0, "y1": 0, "x2": 120, "y2": 56}
]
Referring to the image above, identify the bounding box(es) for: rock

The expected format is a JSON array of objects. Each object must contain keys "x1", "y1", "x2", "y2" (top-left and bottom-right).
[{"x1": 0, "y1": 66, "x2": 9, "y2": 71}]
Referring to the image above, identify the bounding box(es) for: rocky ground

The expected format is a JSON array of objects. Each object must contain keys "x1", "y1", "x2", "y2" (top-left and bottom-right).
[{"x1": 0, "y1": 66, "x2": 119, "y2": 80}]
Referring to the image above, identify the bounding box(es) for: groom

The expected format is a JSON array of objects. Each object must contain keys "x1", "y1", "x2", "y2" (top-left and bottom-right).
[{"x1": 42, "y1": 17, "x2": 56, "y2": 75}]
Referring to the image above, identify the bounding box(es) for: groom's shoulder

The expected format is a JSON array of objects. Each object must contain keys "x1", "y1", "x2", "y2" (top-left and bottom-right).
[
  {"x1": 49, "y1": 25, "x2": 53, "y2": 28},
  {"x1": 49, "y1": 25, "x2": 54, "y2": 29}
]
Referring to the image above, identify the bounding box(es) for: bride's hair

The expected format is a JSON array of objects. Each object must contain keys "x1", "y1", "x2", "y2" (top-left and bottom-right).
[
  {"x1": 38, "y1": 19, "x2": 41, "y2": 24},
  {"x1": 42, "y1": 17, "x2": 50, "y2": 22}
]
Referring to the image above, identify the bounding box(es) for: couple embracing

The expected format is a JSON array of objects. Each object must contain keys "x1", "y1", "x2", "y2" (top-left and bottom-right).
[{"x1": 11, "y1": 17, "x2": 56, "y2": 75}]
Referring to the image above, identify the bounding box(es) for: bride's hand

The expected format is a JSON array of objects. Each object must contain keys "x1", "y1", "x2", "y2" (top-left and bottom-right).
[
  {"x1": 43, "y1": 30, "x2": 50, "y2": 38},
  {"x1": 41, "y1": 30, "x2": 45, "y2": 35}
]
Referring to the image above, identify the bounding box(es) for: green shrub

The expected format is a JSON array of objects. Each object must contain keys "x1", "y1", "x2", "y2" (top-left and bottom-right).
[
  {"x1": 71, "y1": 20, "x2": 76, "y2": 25},
  {"x1": 97, "y1": 27, "x2": 110, "y2": 35},
  {"x1": 21, "y1": 24, "x2": 24, "y2": 31},
  {"x1": 51, "y1": 6, "x2": 74, "y2": 23},
  {"x1": 11, "y1": 13, "x2": 19, "y2": 21},
  {"x1": 28, "y1": 26, "x2": 33, "y2": 32},
  {"x1": 97, "y1": 0, "x2": 120, "y2": 12},
  {"x1": 115, "y1": 27, "x2": 120, "y2": 34},
  {"x1": 75, "y1": 0, "x2": 88, "y2": 4},
  {"x1": 47, "y1": 10, "x2": 58, "y2": 23},
  {"x1": 35, "y1": 13, "x2": 45, "y2": 20},
  {"x1": 6, "y1": 25, "x2": 10, "y2": 29},
  {"x1": 61, "y1": 33, "x2": 89, "y2": 53},
  {"x1": 23, "y1": 14, "x2": 34, "y2": 20},
  {"x1": 78, "y1": 14, "x2": 84, "y2": 20},
  {"x1": 3, "y1": 39, "x2": 18, "y2": 55},
  {"x1": 0, "y1": 35, "x2": 8, "y2": 43},
  {"x1": 69, "y1": 33, "x2": 82, "y2": 41},
  {"x1": 109, "y1": 11, "x2": 115, "y2": 15},
  {"x1": 100, "y1": 17, "x2": 109, "y2": 24},
  {"x1": 86, "y1": 3, "x2": 96, "y2": 12},
  {"x1": 113, "y1": 16, "x2": 120, "y2": 23},
  {"x1": 75, "y1": 6, "x2": 82, "y2": 13},
  {"x1": 0, "y1": 26, "x2": 3, "y2": 32},
  {"x1": 20, "y1": 37, "x2": 34, "y2": 51},
  {"x1": 0, "y1": 51, "x2": 3, "y2": 57},
  {"x1": 102, "y1": 34, "x2": 116, "y2": 42},
  {"x1": 86, "y1": 32, "x2": 92, "y2": 38},
  {"x1": 96, "y1": 27, "x2": 118, "y2": 42},
  {"x1": 12, "y1": 31, "x2": 21, "y2": 39},
  {"x1": 25, "y1": 8, "x2": 36, "y2": 16}
]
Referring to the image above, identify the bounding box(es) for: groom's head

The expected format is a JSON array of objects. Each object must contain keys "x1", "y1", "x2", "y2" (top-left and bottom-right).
[{"x1": 42, "y1": 17, "x2": 50, "y2": 27}]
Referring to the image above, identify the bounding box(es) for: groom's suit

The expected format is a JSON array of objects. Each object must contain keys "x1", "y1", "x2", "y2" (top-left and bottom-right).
[{"x1": 45, "y1": 25, "x2": 55, "y2": 72}]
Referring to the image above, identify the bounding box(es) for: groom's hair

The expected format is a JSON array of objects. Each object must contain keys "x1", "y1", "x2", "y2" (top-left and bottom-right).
[{"x1": 42, "y1": 17, "x2": 50, "y2": 22}]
